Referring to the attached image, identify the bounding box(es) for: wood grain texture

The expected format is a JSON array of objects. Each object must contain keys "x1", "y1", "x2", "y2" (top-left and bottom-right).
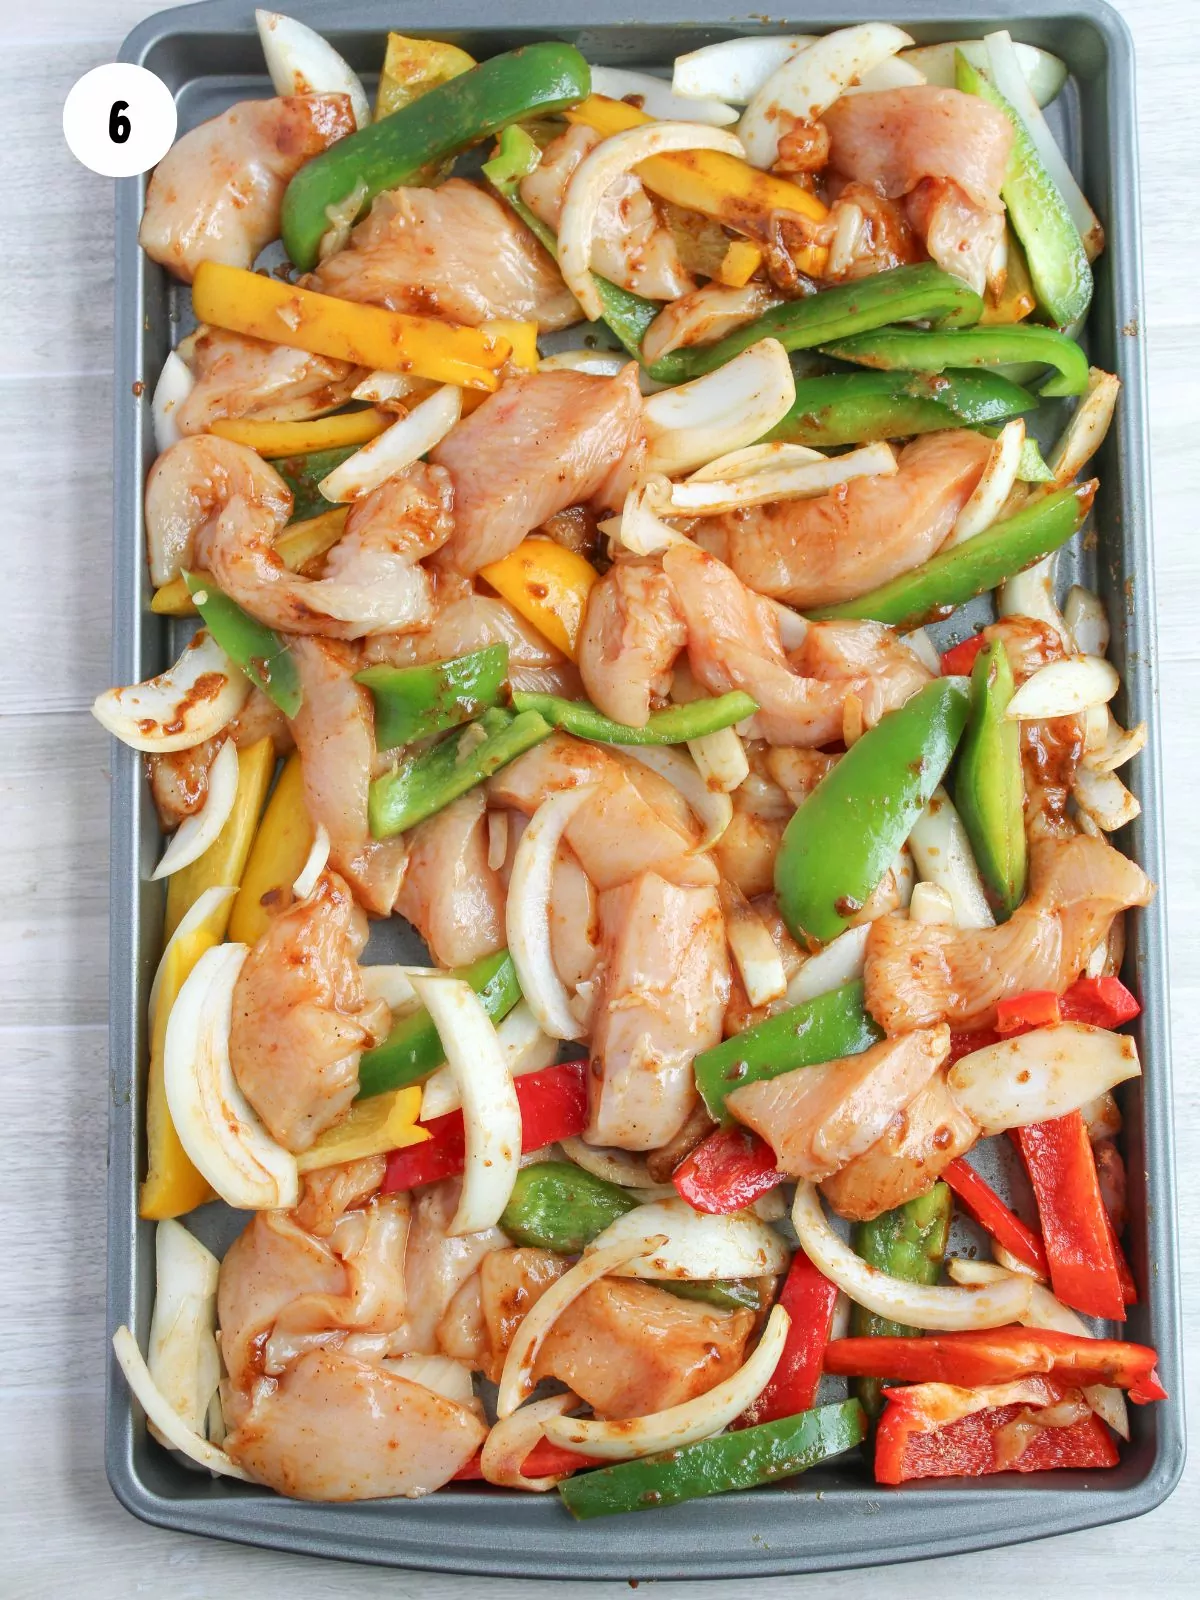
[{"x1": 0, "y1": 1, "x2": 1194, "y2": 1594}]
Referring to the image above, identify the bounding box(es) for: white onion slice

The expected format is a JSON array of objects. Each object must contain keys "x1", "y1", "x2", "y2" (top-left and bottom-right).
[
  {"x1": 1045, "y1": 368, "x2": 1120, "y2": 488},
  {"x1": 93, "y1": 631, "x2": 250, "y2": 754},
  {"x1": 687, "y1": 725, "x2": 748, "y2": 795},
  {"x1": 559, "y1": 122, "x2": 744, "y2": 321},
  {"x1": 622, "y1": 743, "x2": 733, "y2": 851},
  {"x1": 946, "y1": 419, "x2": 1025, "y2": 547},
  {"x1": 785, "y1": 923, "x2": 870, "y2": 1006},
  {"x1": 545, "y1": 1303, "x2": 790, "y2": 1461},
  {"x1": 723, "y1": 888, "x2": 787, "y2": 1006},
  {"x1": 506, "y1": 785, "x2": 597, "y2": 1041},
  {"x1": 557, "y1": 1137, "x2": 673, "y2": 1193},
  {"x1": 1005, "y1": 655, "x2": 1119, "y2": 721},
  {"x1": 687, "y1": 441, "x2": 825, "y2": 482},
  {"x1": 318, "y1": 386, "x2": 462, "y2": 502},
  {"x1": 256, "y1": 9, "x2": 371, "y2": 128},
  {"x1": 351, "y1": 370, "x2": 435, "y2": 408},
  {"x1": 148, "y1": 884, "x2": 238, "y2": 1023},
  {"x1": 486, "y1": 809, "x2": 509, "y2": 872},
  {"x1": 291, "y1": 823, "x2": 331, "y2": 900},
  {"x1": 1073, "y1": 765, "x2": 1141, "y2": 833},
  {"x1": 482, "y1": 1393, "x2": 581, "y2": 1490},
  {"x1": 909, "y1": 882, "x2": 956, "y2": 926},
  {"x1": 113, "y1": 1325, "x2": 251, "y2": 1480},
  {"x1": 1063, "y1": 585, "x2": 1110, "y2": 658},
  {"x1": 663, "y1": 441, "x2": 896, "y2": 516},
  {"x1": 907, "y1": 788, "x2": 995, "y2": 930},
  {"x1": 845, "y1": 57, "x2": 926, "y2": 93},
  {"x1": 590, "y1": 65, "x2": 737, "y2": 126},
  {"x1": 792, "y1": 1182, "x2": 1033, "y2": 1330},
  {"x1": 497, "y1": 1234, "x2": 666, "y2": 1418},
  {"x1": 380, "y1": 1353, "x2": 475, "y2": 1408},
  {"x1": 900, "y1": 40, "x2": 1067, "y2": 107},
  {"x1": 673, "y1": 36, "x2": 817, "y2": 104},
  {"x1": 985, "y1": 31, "x2": 1101, "y2": 261},
  {"x1": 642, "y1": 338, "x2": 796, "y2": 476},
  {"x1": 412, "y1": 976, "x2": 520, "y2": 1237},
  {"x1": 1082, "y1": 710, "x2": 1147, "y2": 775},
  {"x1": 591, "y1": 1198, "x2": 789, "y2": 1281},
  {"x1": 998, "y1": 554, "x2": 1071, "y2": 649},
  {"x1": 900, "y1": 627, "x2": 941, "y2": 674},
  {"x1": 949, "y1": 1023, "x2": 1140, "y2": 1135},
  {"x1": 147, "y1": 1220, "x2": 221, "y2": 1443},
  {"x1": 538, "y1": 348, "x2": 628, "y2": 378},
  {"x1": 739, "y1": 25, "x2": 913, "y2": 169},
  {"x1": 420, "y1": 1002, "x2": 557, "y2": 1120},
  {"x1": 152, "y1": 350, "x2": 195, "y2": 453},
  {"x1": 151, "y1": 738, "x2": 239, "y2": 881},
  {"x1": 602, "y1": 479, "x2": 690, "y2": 557},
  {"x1": 359, "y1": 964, "x2": 436, "y2": 1012},
  {"x1": 164, "y1": 943, "x2": 299, "y2": 1211}
]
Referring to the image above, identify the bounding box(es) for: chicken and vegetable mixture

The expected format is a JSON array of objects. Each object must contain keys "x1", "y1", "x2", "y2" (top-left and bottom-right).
[{"x1": 100, "y1": 15, "x2": 1165, "y2": 1517}]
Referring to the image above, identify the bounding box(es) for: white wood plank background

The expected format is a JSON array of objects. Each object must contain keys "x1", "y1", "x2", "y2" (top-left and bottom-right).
[{"x1": 0, "y1": 2, "x2": 1194, "y2": 1593}]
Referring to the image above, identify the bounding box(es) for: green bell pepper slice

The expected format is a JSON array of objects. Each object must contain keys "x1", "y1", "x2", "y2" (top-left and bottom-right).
[
  {"x1": 767, "y1": 369, "x2": 1036, "y2": 446},
  {"x1": 357, "y1": 949, "x2": 520, "y2": 1100},
  {"x1": 509, "y1": 689, "x2": 757, "y2": 745},
  {"x1": 275, "y1": 445, "x2": 357, "y2": 524},
  {"x1": 183, "y1": 572, "x2": 302, "y2": 719},
  {"x1": 775, "y1": 680, "x2": 968, "y2": 947},
  {"x1": 356, "y1": 645, "x2": 509, "y2": 751},
  {"x1": 500, "y1": 1161, "x2": 639, "y2": 1253},
  {"x1": 819, "y1": 324, "x2": 1089, "y2": 399},
  {"x1": 954, "y1": 639, "x2": 1027, "y2": 919},
  {"x1": 695, "y1": 981, "x2": 882, "y2": 1124},
  {"x1": 369, "y1": 707, "x2": 552, "y2": 839},
  {"x1": 850, "y1": 1184, "x2": 952, "y2": 1419},
  {"x1": 956, "y1": 51, "x2": 1092, "y2": 328},
  {"x1": 558, "y1": 1399, "x2": 867, "y2": 1518},
  {"x1": 807, "y1": 480, "x2": 1095, "y2": 630},
  {"x1": 282, "y1": 43, "x2": 592, "y2": 270}
]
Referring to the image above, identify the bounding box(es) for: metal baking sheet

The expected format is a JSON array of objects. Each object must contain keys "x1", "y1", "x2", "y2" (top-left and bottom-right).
[{"x1": 104, "y1": 0, "x2": 1184, "y2": 1576}]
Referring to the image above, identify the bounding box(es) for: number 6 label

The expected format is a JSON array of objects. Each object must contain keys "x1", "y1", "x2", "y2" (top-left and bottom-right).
[{"x1": 63, "y1": 64, "x2": 177, "y2": 178}]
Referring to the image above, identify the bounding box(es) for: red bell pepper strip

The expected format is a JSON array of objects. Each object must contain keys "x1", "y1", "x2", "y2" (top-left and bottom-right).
[
  {"x1": 1060, "y1": 975, "x2": 1141, "y2": 1028},
  {"x1": 995, "y1": 990, "x2": 1062, "y2": 1033},
  {"x1": 1013, "y1": 1112, "x2": 1126, "y2": 1321},
  {"x1": 383, "y1": 1060, "x2": 588, "y2": 1192},
  {"x1": 1104, "y1": 1209, "x2": 1138, "y2": 1305},
  {"x1": 874, "y1": 1384, "x2": 1119, "y2": 1483},
  {"x1": 943, "y1": 1156, "x2": 1049, "y2": 1276},
  {"x1": 673, "y1": 1126, "x2": 783, "y2": 1215},
  {"x1": 824, "y1": 1327, "x2": 1166, "y2": 1402},
  {"x1": 739, "y1": 1251, "x2": 839, "y2": 1427},
  {"x1": 454, "y1": 1438, "x2": 606, "y2": 1481},
  {"x1": 948, "y1": 1027, "x2": 1001, "y2": 1063},
  {"x1": 940, "y1": 633, "x2": 988, "y2": 677}
]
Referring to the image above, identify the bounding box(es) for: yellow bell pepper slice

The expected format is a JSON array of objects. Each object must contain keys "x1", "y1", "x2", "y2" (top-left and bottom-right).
[
  {"x1": 376, "y1": 33, "x2": 475, "y2": 120},
  {"x1": 140, "y1": 922, "x2": 218, "y2": 1219},
  {"x1": 210, "y1": 409, "x2": 391, "y2": 457},
  {"x1": 716, "y1": 240, "x2": 764, "y2": 288},
  {"x1": 565, "y1": 96, "x2": 829, "y2": 277},
  {"x1": 152, "y1": 506, "x2": 350, "y2": 615},
  {"x1": 192, "y1": 263, "x2": 510, "y2": 392},
  {"x1": 164, "y1": 737, "x2": 274, "y2": 942},
  {"x1": 228, "y1": 752, "x2": 314, "y2": 947},
  {"x1": 296, "y1": 1085, "x2": 429, "y2": 1173},
  {"x1": 480, "y1": 537, "x2": 599, "y2": 661},
  {"x1": 460, "y1": 318, "x2": 540, "y2": 415}
]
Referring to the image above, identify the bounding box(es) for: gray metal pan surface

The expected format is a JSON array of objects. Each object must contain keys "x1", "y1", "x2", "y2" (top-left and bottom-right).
[{"x1": 104, "y1": 0, "x2": 1184, "y2": 1577}]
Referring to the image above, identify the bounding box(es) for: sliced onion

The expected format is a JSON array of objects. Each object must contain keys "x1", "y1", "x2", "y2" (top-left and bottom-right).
[
  {"x1": 164, "y1": 943, "x2": 299, "y2": 1210},
  {"x1": 721, "y1": 882, "x2": 787, "y2": 1007},
  {"x1": 907, "y1": 788, "x2": 995, "y2": 930},
  {"x1": 151, "y1": 738, "x2": 239, "y2": 881},
  {"x1": 900, "y1": 40, "x2": 1067, "y2": 107},
  {"x1": 900, "y1": 627, "x2": 941, "y2": 674},
  {"x1": 985, "y1": 31, "x2": 1101, "y2": 261},
  {"x1": 998, "y1": 554, "x2": 1071, "y2": 648},
  {"x1": 147, "y1": 1220, "x2": 221, "y2": 1442},
  {"x1": 420, "y1": 1001, "x2": 557, "y2": 1121},
  {"x1": 663, "y1": 441, "x2": 896, "y2": 516},
  {"x1": 946, "y1": 419, "x2": 1025, "y2": 546},
  {"x1": 557, "y1": 1137, "x2": 674, "y2": 1193},
  {"x1": 545, "y1": 1302, "x2": 790, "y2": 1461},
  {"x1": 785, "y1": 923, "x2": 870, "y2": 1006},
  {"x1": 381, "y1": 1353, "x2": 475, "y2": 1408},
  {"x1": 909, "y1": 882, "x2": 955, "y2": 926},
  {"x1": 496, "y1": 1233, "x2": 666, "y2": 1418},
  {"x1": 687, "y1": 726, "x2": 748, "y2": 794},
  {"x1": 1081, "y1": 1089, "x2": 1122, "y2": 1142},
  {"x1": 792, "y1": 1181, "x2": 1033, "y2": 1330},
  {"x1": 486, "y1": 809, "x2": 509, "y2": 872},
  {"x1": 1005, "y1": 655, "x2": 1119, "y2": 721},
  {"x1": 1063, "y1": 585, "x2": 1110, "y2": 658},
  {"x1": 359, "y1": 964, "x2": 436, "y2": 1012},
  {"x1": 590, "y1": 66, "x2": 737, "y2": 126},
  {"x1": 1045, "y1": 368, "x2": 1120, "y2": 488},
  {"x1": 622, "y1": 744, "x2": 733, "y2": 851},
  {"x1": 351, "y1": 370, "x2": 436, "y2": 408},
  {"x1": 1082, "y1": 710, "x2": 1147, "y2": 775},
  {"x1": 1073, "y1": 765, "x2": 1141, "y2": 833},
  {"x1": 113, "y1": 1325, "x2": 251, "y2": 1480},
  {"x1": 948, "y1": 1022, "x2": 1140, "y2": 1136},
  {"x1": 412, "y1": 976, "x2": 520, "y2": 1237},
  {"x1": 482, "y1": 1393, "x2": 582, "y2": 1490},
  {"x1": 152, "y1": 350, "x2": 195, "y2": 453},
  {"x1": 591, "y1": 1198, "x2": 789, "y2": 1281},
  {"x1": 93, "y1": 631, "x2": 250, "y2": 754},
  {"x1": 149, "y1": 884, "x2": 238, "y2": 1023},
  {"x1": 539, "y1": 348, "x2": 628, "y2": 378},
  {"x1": 827, "y1": 200, "x2": 865, "y2": 277},
  {"x1": 642, "y1": 338, "x2": 796, "y2": 476},
  {"x1": 739, "y1": 24, "x2": 913, "y2": 169},
  {"x1": 256, "y1": 9, "x2": 371, "y2": 128},
  {"x1": 602, "y1": 478, "x2": 690, "y2": 557},
  {"x1": 506, "y1": 785, "x2": 597, "y2": 1041},
  {"x1": 673, "y1": 36, "x2": 817, "y2": 105},
  {"x1": 845, "y1": 57, "x2": 926, "y2": 93},
  {"x1": 291, "y1": 823, "x2": 331, "y2": 900},
  {"x1": 687, "y1": 441, "x2": 825, "y2": 482},
  {"x1": 318, "y1": 386, "x2": 462, "y2": 502},
  {"x1": 768, "y1": 598, "x2": 810, "y2": 651}
]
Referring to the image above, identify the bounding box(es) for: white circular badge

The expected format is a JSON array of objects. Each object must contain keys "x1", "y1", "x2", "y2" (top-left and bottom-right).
[{"x1": 63, "y1": 63, "x2": 177, "y2": 178}]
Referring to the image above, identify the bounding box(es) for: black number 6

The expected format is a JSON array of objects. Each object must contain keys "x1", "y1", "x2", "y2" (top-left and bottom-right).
[{"x1": 109, "y1": 100, "x2": 131, "y2": 144}]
